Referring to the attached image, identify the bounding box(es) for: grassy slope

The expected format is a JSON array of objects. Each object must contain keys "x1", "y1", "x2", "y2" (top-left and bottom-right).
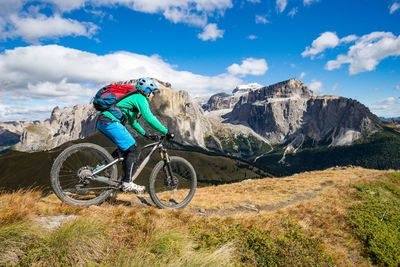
[{"x1": 1, "y1": 167, "x2": 399, "y2": 266}]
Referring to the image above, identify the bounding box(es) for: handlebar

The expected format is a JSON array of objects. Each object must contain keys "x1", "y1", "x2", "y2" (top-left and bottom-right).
[{"x1": 144, "y1": 133, "x2": 175, "y2": 142}]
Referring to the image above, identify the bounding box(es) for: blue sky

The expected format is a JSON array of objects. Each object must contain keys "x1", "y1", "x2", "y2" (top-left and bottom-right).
[{"x1": 0, "y1": 0, "x2": 399, "y2": 121}]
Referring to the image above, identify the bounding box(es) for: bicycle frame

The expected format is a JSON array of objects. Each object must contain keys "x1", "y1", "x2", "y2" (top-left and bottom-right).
[{"x1": 89, "y1": 138, "x2": 168, "y2": 186}]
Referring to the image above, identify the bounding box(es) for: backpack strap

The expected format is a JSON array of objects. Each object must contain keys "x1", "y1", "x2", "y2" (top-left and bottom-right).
[{"x1": 115, "y1": 89, "x2": 140, "y2": 113}]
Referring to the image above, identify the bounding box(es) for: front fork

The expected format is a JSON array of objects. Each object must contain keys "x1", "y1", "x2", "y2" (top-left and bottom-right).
[{"x1": 160, "y1": 148, "x2": 178, "y2": 188}]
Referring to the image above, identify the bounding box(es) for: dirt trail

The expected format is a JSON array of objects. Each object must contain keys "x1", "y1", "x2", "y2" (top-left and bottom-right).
[
  {"x1": 185, "y1": 167, "x2": 385, "y2": 217},
  {"x1": 115, "y1": 167, "x2": 386, "y2": 217}
]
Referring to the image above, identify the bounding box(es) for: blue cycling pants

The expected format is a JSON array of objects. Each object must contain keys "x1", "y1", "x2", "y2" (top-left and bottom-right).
[{"x1": 96, "y1": 121, "x2": 136, "y2": 151}]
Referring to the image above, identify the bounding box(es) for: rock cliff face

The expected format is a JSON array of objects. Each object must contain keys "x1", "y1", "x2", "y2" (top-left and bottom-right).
[
  {"x1": 204, "y1": 83, "x2": 263, "y2": 111},
  {"x1": 228, "y1": 79, "x2": 381, "y2": 146},
  {"x1": 148, "y1": 82, "x2": 212, "y2": 148},
  {"x1": 16, "y1": 104, "x2": 98, "y2": 151}
]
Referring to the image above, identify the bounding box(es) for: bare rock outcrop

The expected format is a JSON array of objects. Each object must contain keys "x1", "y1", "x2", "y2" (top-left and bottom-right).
[
  {"x1": 148, "y1": 82, "x2": 212, "y2": 147},
  {"x1": 0, "y1": 121, "x2": 33, "y2": 147},
  {"x1": 228, "y1": 79, "x2": 381, "y2": 146},
  {"x1": 204, "y1": 83, "x2": 263, "y2": 111},
  {"x1": 16, "y1": 104, "x2": 98, "y2": 151}
]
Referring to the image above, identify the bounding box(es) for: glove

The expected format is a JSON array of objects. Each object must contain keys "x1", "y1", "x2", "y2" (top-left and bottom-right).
[{"x1": 166, "y1": 132, "x2": 175, "y2": 140}]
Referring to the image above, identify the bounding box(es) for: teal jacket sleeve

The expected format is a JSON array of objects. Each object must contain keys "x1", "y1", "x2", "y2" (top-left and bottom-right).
[
  {"x1": 130, "y1": 118, "x2": 146, "y2": 135},
  {"x1": 136, "y1": 98, "x2": 168, "y2": 135}
]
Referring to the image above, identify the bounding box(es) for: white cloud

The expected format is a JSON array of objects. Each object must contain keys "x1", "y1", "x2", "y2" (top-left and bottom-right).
[
  {"x1": 27, "y1": 78, "x2": 96, "y2": 101},
  {"x1": 247, "y1": 35, "x2": 257, "y2": 40},
  {"x1": 227, "y1": 58, "x2": 268, "y2": 76},
  {"x1": 390, "y1": 2, "x2": 400, "y2": 14},
  {"x1": 303, "y1": 0, "x2": 320, "y2": 6},
  {"x1": 308, "y1": 79, "x2": 324, "y2": 93},
  {"x1": 0, "y1": 44, "x2": 242, "y2": 94},
  {"x1": 163, "y1": 7, "x2": 207, "y2": 27},
  {"x1": 378, "y1": 97, "x2": 398, "y2": 104},
  {"x1": 299, "y1": 72, "x2": 306, "y2": 79},
  {"x1": 370, "y1": 96, "x2": 400, "y2": 117},
  {"x1": 0, "y1": 44, "x2": 251, "y2": 120},
  {"x1": 276, "y1": 0, "x2": 287, "y2": 13},
  {"x1": 0, "y1": 0, "x2": 99, "y2": 42},
  {"x1": 8, "y1": 14, "x2": 99, "y2": 42},
  {"x1": 325, "y1": 32, "x2": 400, "y2": 74},
  {"x1": 302, "y1": 32, "x2": 340, "y2": 58},
  {"x1": 42, "y1": 0, "x2": 87, "y2": 12},
  {"x1": 197, "y1": 23, "x2": 224, "y2": 41},
  {"x1": 255, "y1": 15, "x2": 269, "y2": 24},
  {"x1": 288, "y1": 8, "x2": 298, "y2": 17},
  {"x1": 0, "y1": 102, "x2": 54, "y2": 122},
  {"x1": 42, "y1": 0, "x2": 234, "y2": 15},
  {"x1": 1, "y1": 0, "x2": 234, "y2": 42},
  {"x1": 340, "y1": 34, "x2": 358, "y2": 43}
]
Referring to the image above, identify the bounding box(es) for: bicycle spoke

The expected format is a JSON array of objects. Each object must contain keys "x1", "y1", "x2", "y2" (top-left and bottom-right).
[{"x1": 51, "y1": 143, "x2": 118, "y2": 206}]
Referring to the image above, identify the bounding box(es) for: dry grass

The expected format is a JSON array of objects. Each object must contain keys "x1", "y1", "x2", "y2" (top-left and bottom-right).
[
  {"x1": 190, "y1": 166, "x2": 385, "y2": 209},
  {"x1": 0, "y1": 166, "x2": 396, "y2": 266},
  {"x1": 0, "y1": 189, "x2": 42, "y2": 225}
]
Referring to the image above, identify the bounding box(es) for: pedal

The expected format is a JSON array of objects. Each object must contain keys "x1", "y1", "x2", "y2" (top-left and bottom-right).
[{"x1": 134, "y1": 189, "x2": 145, "y2": 194}]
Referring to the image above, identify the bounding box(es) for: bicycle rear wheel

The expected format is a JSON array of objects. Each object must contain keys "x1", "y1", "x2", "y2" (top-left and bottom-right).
[
  {"x1": 149, "y1": 156, "x2": 197, "y2": 209},
  {"x1": 50, "y1": 143, "x2": 118, "y2": 206}
]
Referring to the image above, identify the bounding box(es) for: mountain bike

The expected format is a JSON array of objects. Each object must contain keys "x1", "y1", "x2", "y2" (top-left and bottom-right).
[{"x1": 50, "y1": 135, "x2": 197, "y2": 209}]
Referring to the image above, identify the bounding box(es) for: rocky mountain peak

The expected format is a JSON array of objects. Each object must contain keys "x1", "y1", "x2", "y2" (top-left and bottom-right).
[
  {"x1": 229, "y1": 79, "x2": 381, "y2": 146},
  {"x1": 50, "y1": 106, "x2": 61, "y2": 123},
  {"x1": 204, "y1": 83, "x2": 264, "y2": 111},
  {"x1": 243, "y1": 79, "x2": 312, "y2": 103},
  {"x1": 232, "y1": 83, "x2": 263, "y2": 94}
]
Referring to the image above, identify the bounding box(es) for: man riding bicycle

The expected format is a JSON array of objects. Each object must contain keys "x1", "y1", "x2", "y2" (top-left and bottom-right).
[{"x1": 96, "y1": 78, "x2": 173, "y2": 193}]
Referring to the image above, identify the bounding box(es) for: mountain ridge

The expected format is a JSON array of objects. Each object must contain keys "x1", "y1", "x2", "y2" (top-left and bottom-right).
[{"x1": 0, "y1": 78, "x2": 382, "y2": 156}]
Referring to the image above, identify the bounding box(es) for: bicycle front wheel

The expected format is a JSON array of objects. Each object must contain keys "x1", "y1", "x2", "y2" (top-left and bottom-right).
[
  {"x1": 149, "y1": 156, "x2": 197, "y2": 209},
  {"x1": 50, "y1": 143, "x2": 118, "y2": 206}
]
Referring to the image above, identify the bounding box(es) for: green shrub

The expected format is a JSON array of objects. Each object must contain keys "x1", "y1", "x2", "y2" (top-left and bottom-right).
[
  {"x1": 0, "y1": 222, "x2": 37, "y2": 266},
  {"x1": 191, "y1": 219, "x2": 332, "y2": 266},
  {"x1": 387, "y1": 172, "x2": 400, "y2": 184},
  {"x1": 348, "y1": 179, "x2": 400, "y2": 266}
]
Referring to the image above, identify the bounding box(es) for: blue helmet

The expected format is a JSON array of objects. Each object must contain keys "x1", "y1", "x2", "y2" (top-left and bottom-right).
[{"x1": 136, "y1": 78, "x2": 159, "y2": 95}]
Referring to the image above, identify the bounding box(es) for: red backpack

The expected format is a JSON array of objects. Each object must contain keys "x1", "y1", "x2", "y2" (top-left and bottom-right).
[
  {"x1": 93, "y1": 84, "x2": 139, "y2": 121},
  {"x1": 93, "y1": 84, "x2": 137, "y2": 111}
]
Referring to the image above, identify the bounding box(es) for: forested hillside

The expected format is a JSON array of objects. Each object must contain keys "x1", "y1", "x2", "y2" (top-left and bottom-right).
[{"x1": 256, "y1": 126, "x2": 400, "y2": 176}]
